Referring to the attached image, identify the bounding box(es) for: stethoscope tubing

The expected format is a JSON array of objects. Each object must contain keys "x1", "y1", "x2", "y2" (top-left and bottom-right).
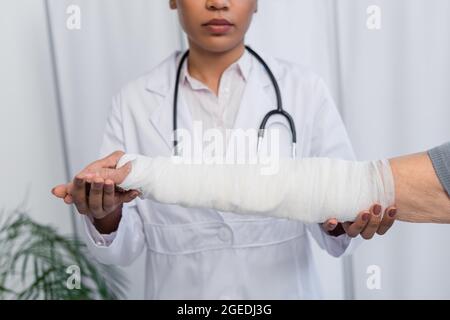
[{"x1": 173, "y1": 46, "x2": 297, "y2": 159}]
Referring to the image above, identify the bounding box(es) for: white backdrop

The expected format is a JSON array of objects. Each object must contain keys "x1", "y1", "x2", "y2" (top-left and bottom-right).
[
  {"x1": 247, "y1": 0, "x2": 450, "y2": 299},
  {"x1": 334, "y1": 0, "x2": 450, "y2": 299},
  {"x1": 9, "y1": 0, "x2": 449, "y2": 299},
  {"x1": 45, "y1": 0, "x2": 182, "y2": 299},
  {"x1": 0, "y1": 1, "x2": 72, "y2": 237}
]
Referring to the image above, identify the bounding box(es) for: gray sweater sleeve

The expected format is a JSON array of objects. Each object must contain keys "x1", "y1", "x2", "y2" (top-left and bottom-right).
[{"x1": 428, "y1": 142, "x2": 450, "y2": 196}]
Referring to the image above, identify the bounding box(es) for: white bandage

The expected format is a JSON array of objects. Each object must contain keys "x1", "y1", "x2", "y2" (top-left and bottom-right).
[{"x1": 116, "y1": 155, "x2": 395, "y2": 223}]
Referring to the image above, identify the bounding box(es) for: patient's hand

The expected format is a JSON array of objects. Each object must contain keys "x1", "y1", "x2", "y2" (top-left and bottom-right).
[{"x1": 52, "y1": 151, "x2": 139, "y2": 220}]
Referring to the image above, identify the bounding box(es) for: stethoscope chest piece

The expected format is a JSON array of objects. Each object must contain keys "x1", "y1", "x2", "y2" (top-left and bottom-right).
[{"x1": 173, "y1": 45, "x2": 297, "y2": 159}]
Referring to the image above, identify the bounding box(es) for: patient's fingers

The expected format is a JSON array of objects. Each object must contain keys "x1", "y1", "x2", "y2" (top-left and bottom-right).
[
  {"x1": 63, "y1": 183, "x2": 75, "y2": 204},
  {"x1": 99, "y1": 162, "x2": 132, "y2": 185},
  {"x1": 76, "y1": 162, "x2": 131, "y2": 186},
  {"x1": 52, "y1": 184, "x2": 69, "y2": 198},
  {"x1": 100, "y1": 150, "x2": 126, "y2": 169},
  {"x1": 84, "y1": 150, "x2": 126, "y2": 172},
  {"x1": 342, "y1": 211, "x2": 370, "y2": 238},
  {"x1": 52, "y1": 182, "x2": 75, "y2": 204},
  {"x1": 52, "y1": 181, "x2": 75, "y2": 198},
  {"x1": 360, "y1": 204, "x2": 383, "y2": 239},
  {"x1": 377, "y1": 206, "x2": 397, "y2": 235}
]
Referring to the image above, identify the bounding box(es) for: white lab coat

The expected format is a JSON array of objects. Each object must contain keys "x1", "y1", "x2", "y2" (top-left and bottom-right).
[{"x1": 83, "y1": 50, "x2": 357, "y2": 299}]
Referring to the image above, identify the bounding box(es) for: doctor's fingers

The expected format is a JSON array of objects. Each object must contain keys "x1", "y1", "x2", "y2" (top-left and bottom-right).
[
  {"x1": 102, "y1": 180, "x2": 116, "y2": 213},
  {"x1": 89, "y1": 178, "x2": 138, "y2": 217},
  {"x1": 360, "y1": 204, "x2": 383, "y2": 240},
  {"x1": 89, "y1": 177, "x2": 106, "y2": 217},
  {"x1": 116, "y1": 189, "x2": 140, "y2": 204},
  {"x1": 342, "y1": 211, "x2": 371, "y2": 238},
  {"x1": 102, "y1": 180, "x2": 136, "y2": 213},
  {"x1": 72, "y1": 176, "x2": 90, "y2": 215},
  {"x1": 376, "y1": 206, "x2": 397, "y2": 235}
]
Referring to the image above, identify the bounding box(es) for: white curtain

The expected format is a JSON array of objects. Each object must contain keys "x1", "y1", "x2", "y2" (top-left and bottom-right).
[
  {"x1": 46, "y1": 0, "x2": 181, "y2": 173},
  {"x1": 334, "y1": 0, "x2": 450, "y2": 299},
  {"x1": 24, "y1": 0, "x2": 450, "y2": 298},
  {"x1": 43, "y1": 0, "x2": 182, "y2": 299},
  {"x1": 250, "y1": 0, "x2": 450, "y2": 299},
  {"x1": 0, "y1": 1, "x2": 72, "y2": 234}
]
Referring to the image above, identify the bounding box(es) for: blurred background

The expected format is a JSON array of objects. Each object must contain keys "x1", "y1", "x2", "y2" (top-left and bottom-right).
[{"x1": 0, "y1": 0, "x2": 449, "y2": 299}]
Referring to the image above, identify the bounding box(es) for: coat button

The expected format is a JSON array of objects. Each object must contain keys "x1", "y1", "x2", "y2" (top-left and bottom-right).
[{"x1": 218, "y1": 227, "x2": 232, "y2": 243}]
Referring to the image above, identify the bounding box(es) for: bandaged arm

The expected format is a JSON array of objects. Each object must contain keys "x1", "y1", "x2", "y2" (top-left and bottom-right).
[
  {"x1": 116, "y1": 155, "x2": 396, "y2": 224},
  {"x1": 116, "y1": 148, "x2": 450, "y2": 224}
]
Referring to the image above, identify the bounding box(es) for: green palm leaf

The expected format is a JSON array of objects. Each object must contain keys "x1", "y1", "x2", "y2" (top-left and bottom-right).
[{"x1": 0, "y1": 209, "x2": 128, "y2": 300}]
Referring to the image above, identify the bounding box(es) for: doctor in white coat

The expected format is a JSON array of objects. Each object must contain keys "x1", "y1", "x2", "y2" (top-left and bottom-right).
[{"x1": 57, "y1": 0, "x2": 396, "y2": 299}]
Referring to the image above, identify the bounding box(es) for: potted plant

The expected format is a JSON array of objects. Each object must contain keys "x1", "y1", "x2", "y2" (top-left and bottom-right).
[{"x1": 0, "y1": 208, "x2": 127, "y2": 300}]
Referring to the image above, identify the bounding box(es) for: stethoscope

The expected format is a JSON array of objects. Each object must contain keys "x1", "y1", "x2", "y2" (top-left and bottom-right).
[{"x1": 173, "y1": 45, "x2": 297, "y2": 158}]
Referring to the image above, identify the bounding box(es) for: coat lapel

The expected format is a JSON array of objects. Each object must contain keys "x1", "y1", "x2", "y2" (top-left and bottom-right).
[
  {"x1": 146, "y1": 50, "x2": 284, "y2": 155},
  {"x1": 147, "y1": 52, "x2": 193, "y2": 154},
  {"x1": 232, "y1": 53, "x2": 284, "y2": 158}
]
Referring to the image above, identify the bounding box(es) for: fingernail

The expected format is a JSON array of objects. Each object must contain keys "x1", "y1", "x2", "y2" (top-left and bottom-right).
[
  {"x1": 362, "y1": 212, "x2": 370, "y2": 221},
  {"x1": 388, "y1": 208, "x2": 397, "y2": 218},
  {"x1": 93, "y1": 182, "x2": 103, "y2": 189},
  {"x1": 105, "y1": 183, "x2": 114, "y2": 191},
  {"x1": 373, "y1": 205, "x2": 382, "y2": 216}
]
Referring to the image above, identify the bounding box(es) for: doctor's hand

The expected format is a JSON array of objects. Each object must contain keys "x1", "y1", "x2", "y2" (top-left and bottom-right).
[
  {"x1": 322, "y1": 204, "x2": 397, "y2": 239},
  {"x1": 52, "y1": 151, "x2": 139, "y2": 220}
]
